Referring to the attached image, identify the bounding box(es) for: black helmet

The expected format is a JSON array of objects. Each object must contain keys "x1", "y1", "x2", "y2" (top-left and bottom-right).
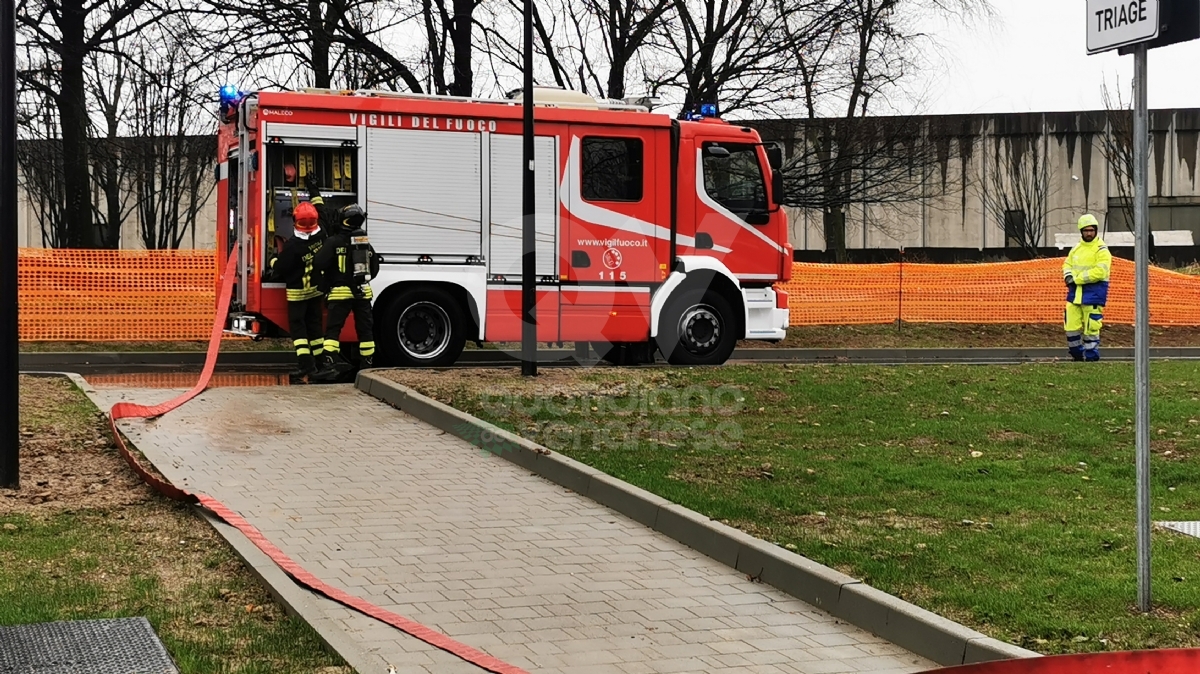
[{"x1": 339, "y1": 203, "x2": 365, "y2": 230}]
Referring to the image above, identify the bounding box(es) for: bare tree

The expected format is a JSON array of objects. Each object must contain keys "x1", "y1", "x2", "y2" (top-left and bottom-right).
[
  {"x1": 478, "y1": 0, "x2": 672, "y2": 101},
  {"x1": 209, "y1": 0, "x2": 425, "y2": 91},
  {"x1": 1100, "y1": 78, "x2": 1135, "y2": 236},
  {"x1": 16, "y1": 0, "x2": 175, "y2": 248},
  {"x1": 123, "y1": 26, "x2": 219, "y2": 249},
  {"x1": 760, "y1": 0, "x2": 993, "y2": 260},
  {"x1": 978, "y1": 131, "x2": 1053, "y2": 256},
  {"x1": 87, "y1": 49, "x2": 136, "y2": 248},
  {"x1": 652, "y1": 0, "x2": 838, "y2": 116}
]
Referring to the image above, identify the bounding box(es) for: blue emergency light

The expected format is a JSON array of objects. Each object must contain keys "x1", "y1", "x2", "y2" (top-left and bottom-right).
[
  {"x1": 680, "y1": 101, "x2": 720, "y2": 121},
  {"x1": 219, "y1": 84, "x2": 241, "y2": 104}
]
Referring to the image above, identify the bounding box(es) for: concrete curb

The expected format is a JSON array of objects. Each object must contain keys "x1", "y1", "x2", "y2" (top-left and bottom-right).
[
  {"x1": 64, "y1": 372, "x2": 390, "y2": 674},
  {"x1": 356, "y1": 370, "x2": 1042, "y2": 668}
]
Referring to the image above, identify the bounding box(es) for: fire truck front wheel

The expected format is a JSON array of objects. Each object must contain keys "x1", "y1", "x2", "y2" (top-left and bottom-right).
[
  {"x1": 379, "y1": 288, "x2": 467, "y2": 367},
  {"x1": 656, "y1": 289, "x2": 738, "y2": 366}
]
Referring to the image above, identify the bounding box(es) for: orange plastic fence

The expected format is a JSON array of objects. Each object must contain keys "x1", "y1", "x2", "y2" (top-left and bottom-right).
[
  {"x1": 18, "y1": 250, "x2": 1200, "y2": 341},
  {"x1": 19, "y1": 248, "x2": 217, "y2": 341},
  {"x1": 780, "y1": 258, "x2": 1200, "y2": 326}
]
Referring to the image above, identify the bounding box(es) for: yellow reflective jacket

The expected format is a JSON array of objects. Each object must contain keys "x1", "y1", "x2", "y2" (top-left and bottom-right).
[{"x1": 1062, "y1": 236, "x2": 1112, "y2": 305}]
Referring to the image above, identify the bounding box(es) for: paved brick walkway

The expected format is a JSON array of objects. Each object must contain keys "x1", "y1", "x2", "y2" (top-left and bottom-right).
[{"x1": 90, "y1": 382, "x2": 936, "y2": 674}]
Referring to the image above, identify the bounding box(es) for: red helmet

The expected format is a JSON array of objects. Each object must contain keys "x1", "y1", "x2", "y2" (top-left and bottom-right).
[{"x1": 293, "y1": 202, "x2": 319, "y2": 234}]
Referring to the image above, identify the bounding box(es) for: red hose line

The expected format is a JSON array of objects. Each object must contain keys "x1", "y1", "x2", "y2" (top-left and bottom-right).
[{"x1": 107, "y1": 244, "x2": 530, "y2": 674}]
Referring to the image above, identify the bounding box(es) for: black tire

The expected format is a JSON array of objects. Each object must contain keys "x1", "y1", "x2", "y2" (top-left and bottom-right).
[
  {"x1": 655, "y1": 288, "x2": 737, "y2": 366},
  {"x1": 379, "y1": 287, "x2": 467, "y2": 367}
]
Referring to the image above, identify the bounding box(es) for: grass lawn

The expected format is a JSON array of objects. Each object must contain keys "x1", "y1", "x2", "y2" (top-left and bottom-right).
[
  {"x1": 2, "y1": 376, "x2": 348, "y2": 673},
  {"x1": 386, "y1": 362, "x2": 1200, "y2": 655}
]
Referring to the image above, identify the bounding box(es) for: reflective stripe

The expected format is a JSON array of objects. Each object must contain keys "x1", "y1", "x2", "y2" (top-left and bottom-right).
[
  {"x1": 287, "y1": 288, "x2": 323, "y2": 301},
  {"x1": 327, "y1": 286, "x2": 373, "y2": 301},
  {"x1": 325, "y1": 340, "x2": 340, "y2": 353},
  {"x1": 360, "y1": 341, "x2": 375, "y2": 356},
  {"x1": 296, "y1": 347, "x2": 311, "y2": 356},
  {"x1": 293, "y1": 338, "x2": 309, "y2": 346}
]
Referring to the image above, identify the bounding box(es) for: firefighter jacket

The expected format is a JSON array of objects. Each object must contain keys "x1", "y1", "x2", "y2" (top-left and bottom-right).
[
  {"x1": 268, "y1": 230, "x2": 326, "y2": 301},
  {"x1": 314, "y1": 227, "x2": 379, "y2": 301},
  {"x1": 1063, "y1": 235, "x2": 1112, "y2": 306}
]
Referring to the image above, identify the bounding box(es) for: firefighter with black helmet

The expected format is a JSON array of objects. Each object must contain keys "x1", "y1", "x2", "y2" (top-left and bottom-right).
[
  {"x1": 266, "y1": 200, "x2": 327, "y2": 380},
  {"x1": 312, "y1": 202, "x2": 380, "y2": 381}
]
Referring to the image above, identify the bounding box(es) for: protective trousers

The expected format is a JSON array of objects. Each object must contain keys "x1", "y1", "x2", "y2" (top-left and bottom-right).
[
  {"x1": 1065, "y1": 302, "x2": 1104, "y2": 361},
  {"x1": 323, "y1": 296, "x2": 375, "y2": 362},
  {"x1": 287, "y1": 296, "x2": 325, "y2": 371}
]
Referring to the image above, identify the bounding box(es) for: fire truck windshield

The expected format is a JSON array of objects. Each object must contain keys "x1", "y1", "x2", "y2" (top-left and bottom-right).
[{"x1": 701, "y1": 143, "x2": 768, "y2": 223}]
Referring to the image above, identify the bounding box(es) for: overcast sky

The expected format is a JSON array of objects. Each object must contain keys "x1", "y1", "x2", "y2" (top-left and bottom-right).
[{"x1": 908, "y1": 0, "x2": 1200, "y2": 116}]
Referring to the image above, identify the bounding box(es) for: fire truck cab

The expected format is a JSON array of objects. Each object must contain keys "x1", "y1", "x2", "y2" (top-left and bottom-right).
[{"x1": 215, "y1": 86, "x2": 792, "y2": 367}]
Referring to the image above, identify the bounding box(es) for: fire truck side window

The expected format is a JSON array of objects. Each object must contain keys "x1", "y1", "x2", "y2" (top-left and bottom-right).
[
  {"x1": 581, "y1": 137, "x2": 643, "y2": 202},
  {"x1": 702, "y1": 142, "x2": 767, "y2": 222}
]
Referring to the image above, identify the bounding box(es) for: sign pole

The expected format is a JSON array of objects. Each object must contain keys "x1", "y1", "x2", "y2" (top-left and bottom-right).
[
  {"x1": 520, "y1": 0, "x2": 537, "y2": 377},
  {"x1": 1, "y1": 0, "x2": 19, "y2": 490},
  {"x1": 1133, "y1": 42, "x2": 1151, "y2": 613}
]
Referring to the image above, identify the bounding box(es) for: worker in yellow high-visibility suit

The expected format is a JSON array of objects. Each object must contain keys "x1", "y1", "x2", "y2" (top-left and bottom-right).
[{"x1": 1063, "y1": 214, "x2": 1112, "y2": 361}]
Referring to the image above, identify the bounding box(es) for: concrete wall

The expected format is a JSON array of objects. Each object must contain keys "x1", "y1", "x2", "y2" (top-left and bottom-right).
[{"x1": 770, "y1": 108, "x2": 1200, "y2": 251}]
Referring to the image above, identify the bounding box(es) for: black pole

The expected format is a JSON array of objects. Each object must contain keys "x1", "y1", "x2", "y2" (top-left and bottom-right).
[
  {"x1": 1, "y1": 0, "x2": 19, "y2": 489},
  {"x1": 520, "y1": 0, "x2": 536, "y2": 376}
]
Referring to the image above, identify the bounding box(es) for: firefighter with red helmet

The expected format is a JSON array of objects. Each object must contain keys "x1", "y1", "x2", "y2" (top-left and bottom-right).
[
  {"x1": 312, "y1": 202, "x2": 379, "y2": 381},
  {"x1": 266, "y1": 200, "x2": 327, "y2": 380}
]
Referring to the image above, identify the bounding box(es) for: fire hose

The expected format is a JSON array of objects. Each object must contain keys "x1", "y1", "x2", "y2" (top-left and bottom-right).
[{"x1": 106, "y1": 244, "x2": 529, "y2": 674}]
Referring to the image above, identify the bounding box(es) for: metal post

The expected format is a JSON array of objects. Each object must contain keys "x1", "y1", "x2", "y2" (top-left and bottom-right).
[
  {"x1": 1, "y1": 0, "x2": 19, "y2": 490},
  {"x1": 1133, "y1": 43, "x2": 1151, "y2": 613},
  {"x1": 520, "y1": 0, "x2": 537, "y2": 376}
]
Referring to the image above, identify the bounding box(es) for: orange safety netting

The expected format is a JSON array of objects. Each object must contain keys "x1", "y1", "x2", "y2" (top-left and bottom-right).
[
  {"x1": 19, "y1": 248, "x2": 218, "y2": 341},
  {"x1": 780, "y1": 258, "x2": 1200, "y2": 326},
  {"x1": 18, "y1": 250, "x2": 1200, "y2": 341}
]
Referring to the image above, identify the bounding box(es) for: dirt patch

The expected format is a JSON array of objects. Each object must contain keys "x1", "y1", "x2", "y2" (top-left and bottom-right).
[
  {"x1": 3, "y1": 377, "x2": 154, "y2": 514},
  {"x1": 1151, "y1": 439, "x2": 1192, "y2": 461},
  {"x1": 989, "y1": 430, "x2": 1033, "y2": 443}
]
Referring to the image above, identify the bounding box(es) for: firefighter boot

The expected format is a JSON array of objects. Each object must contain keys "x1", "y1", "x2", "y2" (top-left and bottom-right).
[
  {"x1": 314, "y1": 352, "x2": 351, "y2": 382},
  {"x1": 290, "y1": 354, "x2": 317, "y2": 381},
  {"x1": 312, "y1": 353, "x2": 337, "y2": 382}
]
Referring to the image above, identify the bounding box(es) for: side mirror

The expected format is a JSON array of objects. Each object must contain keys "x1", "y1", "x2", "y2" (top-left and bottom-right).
[
  {"x1": 771, "y1": 170, "x2": 785, "y2": 206},
  {"x1": 704, "y1": 144, "x2": 730, "y2": 158},
  {"x1": 765, "y1": 143, "x2": 783, "y2": 171}
]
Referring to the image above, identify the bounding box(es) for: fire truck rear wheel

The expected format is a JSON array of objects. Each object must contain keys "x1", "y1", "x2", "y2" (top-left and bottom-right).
[
  {"x1": 381, "y1": 288, "x2": 467, "y2": 367},
  {"x1": 657, "y1": 289, "x2": 737, "y2": 366}
]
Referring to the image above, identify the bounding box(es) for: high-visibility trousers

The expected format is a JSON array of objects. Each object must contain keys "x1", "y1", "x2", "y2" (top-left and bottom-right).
[{"x1": 1065, "y1": 302, "x2": 1104, "y2": 361}]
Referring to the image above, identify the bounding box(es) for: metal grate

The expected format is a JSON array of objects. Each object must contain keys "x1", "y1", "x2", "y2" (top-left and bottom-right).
[
  {"x1": 1158, "y1": 521, "x2": 1200, "y2": 539},
  {"x1": 0, "y1": 617, "x2": 179, "y2": 674}
]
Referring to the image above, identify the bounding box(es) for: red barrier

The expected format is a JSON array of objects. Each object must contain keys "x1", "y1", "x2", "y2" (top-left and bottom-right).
[{"x1": 922, "y1": 649, "x2": 1200, "y2": 673}]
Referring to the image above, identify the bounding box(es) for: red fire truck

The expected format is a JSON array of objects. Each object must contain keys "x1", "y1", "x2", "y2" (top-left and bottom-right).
[{"x1": 215, "y1": 86, "x2": 792, "y2": 366}]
